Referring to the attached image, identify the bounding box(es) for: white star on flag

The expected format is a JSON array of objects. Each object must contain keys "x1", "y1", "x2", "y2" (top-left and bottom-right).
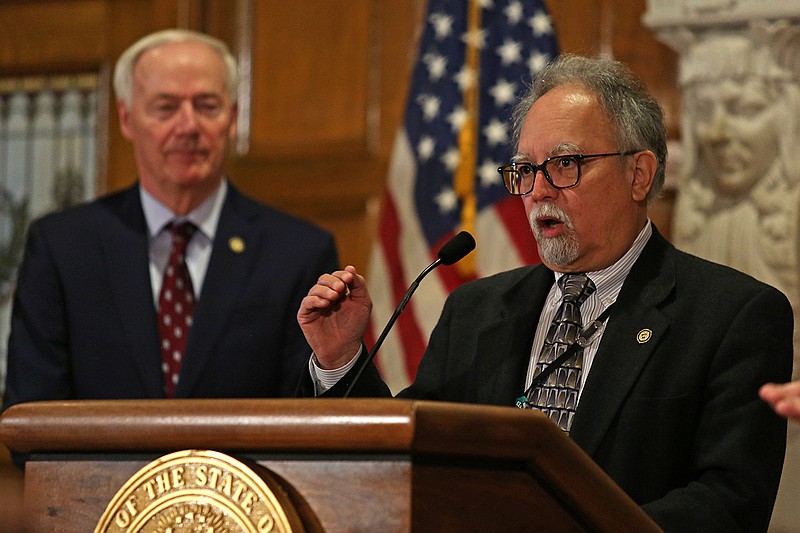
[
  {"x1": 530, "y1": 10, "x2": 554, "y2": 37},
  {"x1": 423, "y1": 52, "x2": 449, "y2": 81},
  {"x1": 479, "y1": 159, "x2": 503, "y2": 187},
  {"x1": 447, "y1": 106, "x2": 469, "y2": 133},
  {"x1": 418, "y1": 136, "x2": 436, "y2": 161},
  {"x1": 435, "y1": 187, "x2": 460, "y2": 214},
  {"x1": 497, "y1": 38, "x2": 523, "y2": 66},
  {"x1": 505, "y1": 1, "x2": 524, "y2": 24},
  {"x1": 417, "y1": 94, "x2": 441, "y2": 121},
  {"x1": 440, "y1": 146, "x2": 461, "y2": 172},
  {"x1": 429, "y1": 13, "x2": 454, "y2": 40},
  {"x1": 483, "y1": 118, "x2": 510, "y2": 147},
  {"x1": 489, "y1": 79, "x2": 518, "y2": 107},
  {"x1": 454, "y1": 65, "x2": 477, "y2": 92},
  {"x1": 528, "y1": 51, "x2": 551, "y2": 74}
]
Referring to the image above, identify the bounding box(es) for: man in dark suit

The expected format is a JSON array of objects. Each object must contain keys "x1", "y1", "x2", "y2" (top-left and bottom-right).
[
  {"x1": 297, "y1": 55, "x2": 793, "y2": 532},
  {"x1": 2, "y1": 29, "x2": 337, "y2": 405}
]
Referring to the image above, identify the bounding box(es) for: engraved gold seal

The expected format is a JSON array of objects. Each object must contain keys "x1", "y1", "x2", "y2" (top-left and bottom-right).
[{"x1": 95, "y1": 449, "x2": 302, "y2": 533}]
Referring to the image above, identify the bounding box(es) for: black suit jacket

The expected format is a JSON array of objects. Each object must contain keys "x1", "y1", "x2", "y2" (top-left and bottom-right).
[
  {"x1": 4, "y1": 182, "x2": 338, "y2": 404},
  {"x1": 318, "y1": 228, "x2": 793, "y2": 532}
]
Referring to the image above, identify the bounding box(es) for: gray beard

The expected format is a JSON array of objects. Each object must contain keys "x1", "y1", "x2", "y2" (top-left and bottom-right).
[{"x1": 529, "y1": 204, "x2": 580, "y2": 267}]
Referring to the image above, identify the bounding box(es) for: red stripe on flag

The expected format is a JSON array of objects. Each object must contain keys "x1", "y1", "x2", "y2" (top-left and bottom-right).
[
  {"x1": 374, "y1": 194, "x2": 428, "y2": 379},
  {"x1": 429, "y1": 232, "x2": 478, "y2": 292}
]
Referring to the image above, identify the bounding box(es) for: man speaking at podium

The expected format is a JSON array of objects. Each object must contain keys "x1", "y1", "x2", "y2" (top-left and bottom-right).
[
  {"x1": 3, "y1": 29, "x2": 338, "y2": 407},
  {"x1": 297, "y1": 55, "x2": 793, "y2": 532}
]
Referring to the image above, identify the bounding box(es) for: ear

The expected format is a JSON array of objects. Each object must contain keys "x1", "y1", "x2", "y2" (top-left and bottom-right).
[
  {"x1": 117, "y1": 100, "x2": 134, "y2": 140},
  {"x1": 630, "y1": 149, "x2": 658, "y2": 202}
]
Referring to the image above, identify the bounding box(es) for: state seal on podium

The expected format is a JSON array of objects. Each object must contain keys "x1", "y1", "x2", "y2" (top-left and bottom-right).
[{"x1": 94, "y1": 449, "x2": 303, "y2": 532}]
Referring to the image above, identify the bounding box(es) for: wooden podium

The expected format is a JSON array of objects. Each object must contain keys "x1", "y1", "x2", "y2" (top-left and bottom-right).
[{"x1": 0, "y1": 399, "x2": 661, "y2": 532}]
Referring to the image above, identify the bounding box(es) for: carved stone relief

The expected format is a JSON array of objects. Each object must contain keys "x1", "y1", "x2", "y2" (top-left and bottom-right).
[{"x1": 645, "y1": 4, "x2": 800, "y2": 531}]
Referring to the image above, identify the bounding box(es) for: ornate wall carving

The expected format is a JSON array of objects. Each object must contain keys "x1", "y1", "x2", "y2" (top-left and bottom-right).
[{"x1": 645, "y1": 3, "x2": 800, "y2": 531}]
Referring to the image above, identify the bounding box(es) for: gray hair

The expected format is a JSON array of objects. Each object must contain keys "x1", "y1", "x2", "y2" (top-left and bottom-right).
[
  {"x1": 113, "y1": 29, "x2": 238, "y2": 107},
  {"x1": 512, "y1": 54, "x2": 668, "y2": 200}
]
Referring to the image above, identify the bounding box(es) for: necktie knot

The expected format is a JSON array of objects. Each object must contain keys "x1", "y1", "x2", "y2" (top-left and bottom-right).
[
  {"x1": 558, "y1": 273, "x2": 595, "y2": 306},
  {"x1": 168, "y1": 221, "x2": 197, "y2": 253}
]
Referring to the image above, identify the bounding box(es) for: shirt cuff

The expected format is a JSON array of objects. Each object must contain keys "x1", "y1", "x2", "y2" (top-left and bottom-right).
[{"x1": 308, "y1": 346, "x2": 363, "y2": 395}]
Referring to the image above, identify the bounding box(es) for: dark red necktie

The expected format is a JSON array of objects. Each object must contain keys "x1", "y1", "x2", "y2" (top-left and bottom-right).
[{"x1": 158, "y1": 221, "x2": 197, "y2": 398}]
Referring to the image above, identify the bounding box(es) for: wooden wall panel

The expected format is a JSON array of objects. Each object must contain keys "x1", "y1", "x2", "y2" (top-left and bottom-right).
[
  {"x1": 212, "y1": 0, "x2": 424, "y2": 269},
  {"x1": 545, "y1": 0, "x2": 604, "y2": 55},
  {"x1": 0, "y1": 1, "x2": 108, "y2": 72},
  {"x1": 248, "y1": 0, "x2": 374, "y2": 158},
  {"x1": 607, "y1": 0, "x2": 680, "y2": 138}
]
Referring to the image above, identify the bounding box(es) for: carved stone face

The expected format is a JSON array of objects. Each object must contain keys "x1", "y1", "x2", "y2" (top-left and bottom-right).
[{"x1": 691, "y1": 77, "x2": 781, "y2": 196}]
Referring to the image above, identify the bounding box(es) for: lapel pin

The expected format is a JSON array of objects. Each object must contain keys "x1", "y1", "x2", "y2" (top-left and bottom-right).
[
  {"x1": 228, "y1": 236, "x2": 245, "y2": 254},
  {"x1": 636, "y1": 329, "x2": 652, "y2": 344}
]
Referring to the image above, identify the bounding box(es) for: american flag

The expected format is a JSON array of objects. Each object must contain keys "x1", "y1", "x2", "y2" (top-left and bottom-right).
[{"x1": 367, "y1": 0, "x2": 559, "y2": 393}]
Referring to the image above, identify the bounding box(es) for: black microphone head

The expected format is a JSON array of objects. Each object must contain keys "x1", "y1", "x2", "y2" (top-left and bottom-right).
[{"x1": 437, "y1": 231, "x2": 476, "y2": 266}]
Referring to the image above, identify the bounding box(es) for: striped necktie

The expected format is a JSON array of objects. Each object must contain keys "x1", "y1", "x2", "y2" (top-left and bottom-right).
[{"x1": 529, "y1": 273, "x2": 596, "y2": 433}]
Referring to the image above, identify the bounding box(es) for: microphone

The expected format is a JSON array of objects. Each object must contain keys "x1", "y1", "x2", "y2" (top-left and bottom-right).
[{"x1": 343, "y1": 231, "x2": 476, "y2": 397}]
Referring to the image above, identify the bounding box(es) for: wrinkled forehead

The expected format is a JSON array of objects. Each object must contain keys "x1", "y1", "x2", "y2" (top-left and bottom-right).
[
  {"x1": 132, "y1": 42, "x2": 230, "y2": 96},
  {"x1": 517, "y1": 86, "x2": 616, "y2": 157}
]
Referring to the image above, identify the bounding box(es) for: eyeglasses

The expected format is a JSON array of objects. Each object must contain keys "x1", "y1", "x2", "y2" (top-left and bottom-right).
[{"x1": 497, "y1": 151, "x2": 640, "y2": 195}]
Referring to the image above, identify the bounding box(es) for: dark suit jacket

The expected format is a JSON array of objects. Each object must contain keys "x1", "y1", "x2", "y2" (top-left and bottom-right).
[
  {"x1": 4, "y1": 182, "x2": 338, "y2": 405},
  {"x1": 315, "y1": 228, "x2": 793, "y2": 532}
]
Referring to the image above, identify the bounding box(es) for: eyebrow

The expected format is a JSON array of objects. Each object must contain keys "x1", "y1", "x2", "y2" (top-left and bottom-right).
[
  {"x1": 550, "y1": 142, "x2": 583, "y2": 155},
  {"x1": 150, "y1": 92, "x2": 224, "y2": 101},
  {"x1": 512, "y1": 142, "x2": 585, "y2": 163}
]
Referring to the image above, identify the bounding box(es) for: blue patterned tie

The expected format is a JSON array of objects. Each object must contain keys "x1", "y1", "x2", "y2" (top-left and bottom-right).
[{"x1": 529, "y1": 273, "x2": 596, "y2": 433}]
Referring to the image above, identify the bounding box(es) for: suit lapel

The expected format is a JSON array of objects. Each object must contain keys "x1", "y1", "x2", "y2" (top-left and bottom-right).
[
  {"x1": 176, "y1": 186, "x2": 258, "y2": 396},
  {"x1": 102, "y1": 185, "x2": 164, "y2": 397},
  {"x1": 569, "y1": 230, "x2": 676, "y2": 455},
  {"x1": 474, "y1": 266, "x2": 554, "y2": 405}
]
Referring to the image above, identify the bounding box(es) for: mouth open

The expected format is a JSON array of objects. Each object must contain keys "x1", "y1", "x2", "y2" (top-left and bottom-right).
[{"x1": 536, "y1": 216, "x2": 564, "y2": 237}]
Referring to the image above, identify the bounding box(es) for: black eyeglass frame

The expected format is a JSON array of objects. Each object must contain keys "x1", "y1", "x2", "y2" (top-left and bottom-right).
[{"x1": 497, "y1": 150, "x2": 641, "y2": 195}]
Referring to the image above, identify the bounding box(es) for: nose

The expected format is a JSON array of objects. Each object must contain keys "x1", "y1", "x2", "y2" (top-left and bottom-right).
[
  {"x1": 175, "y1": 101, "x2": 199, "y2": 133},
  {"x1": 527, "y1": 167, "x2": 557, "y2": 202},
  {"x1": 702, "y1": 104, "x2": 729, "y2": 144}
]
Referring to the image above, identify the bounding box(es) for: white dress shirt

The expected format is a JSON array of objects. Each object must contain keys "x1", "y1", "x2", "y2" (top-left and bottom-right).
[{"x1": 141, "y1": 179, "x2": 228, "y2": 306}]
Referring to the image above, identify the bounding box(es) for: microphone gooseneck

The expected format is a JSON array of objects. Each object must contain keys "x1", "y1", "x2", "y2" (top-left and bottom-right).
[{"x1": 343, "y1": 231, "x2": 476, "y2": 397}]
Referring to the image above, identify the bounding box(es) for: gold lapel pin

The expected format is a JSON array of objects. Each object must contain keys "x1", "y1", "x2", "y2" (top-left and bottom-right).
[
  {"x1": 636, "y1": 329, "x2": 652, "y2": 344},
  {"x1": 228, "y1": 236, "x2": 245, "y2": 254}
]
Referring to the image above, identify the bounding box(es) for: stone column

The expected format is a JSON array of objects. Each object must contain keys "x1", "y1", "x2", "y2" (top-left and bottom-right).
[{"x1": 645, "y1": 2, "x2": 800, "y2": 531}]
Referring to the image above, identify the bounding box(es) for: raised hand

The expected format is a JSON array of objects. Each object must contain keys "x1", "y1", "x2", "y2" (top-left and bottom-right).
[{"x1": 297, "y1": 265, "x2": 373, "y2": 369}]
